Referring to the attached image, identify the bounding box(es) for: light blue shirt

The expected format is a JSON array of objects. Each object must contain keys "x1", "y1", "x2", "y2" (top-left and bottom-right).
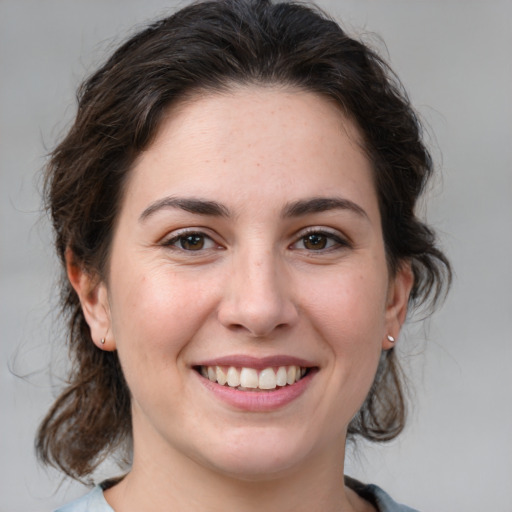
[
  {"x1": 55, "y1": 480, "x2": 420, "y2": 512},
  {"x1": 55, "y1": 487, "x2": 113, "y2": 512}
]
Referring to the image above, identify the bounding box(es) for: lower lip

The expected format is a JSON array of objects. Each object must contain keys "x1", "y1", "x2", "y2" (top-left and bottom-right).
[{"x1": 196, "y1": 370, "x2": 316, "y2": 412}]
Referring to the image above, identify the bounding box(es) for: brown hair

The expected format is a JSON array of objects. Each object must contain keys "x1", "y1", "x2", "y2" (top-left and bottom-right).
[{"x1": 37, "y1": 0, "x2": 451, "y2": 481}]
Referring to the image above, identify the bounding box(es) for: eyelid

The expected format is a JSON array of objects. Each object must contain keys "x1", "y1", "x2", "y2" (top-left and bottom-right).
[
  {"x1": 290, "y1": 227, "x2": 352, "y2": 251},
  {"x1": 159, "y1": 226, "x2": 350, "y2": 252},
  {"x1": 160, "y1": 227, "x2": 223, "y2": 250}
]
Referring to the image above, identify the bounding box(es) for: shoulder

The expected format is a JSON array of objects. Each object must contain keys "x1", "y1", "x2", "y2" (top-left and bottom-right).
[
  {"x1": 345, "y1": 476, "x2": 420, "y2": 512},
  {"x1": 54, "y1": 486, "x2": 114, "y2": 512},
  {"x1": 55, "y1": 478, "x2": 419, "y2": 512}
]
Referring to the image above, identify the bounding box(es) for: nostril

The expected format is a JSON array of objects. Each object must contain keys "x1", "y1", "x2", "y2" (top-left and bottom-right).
[{"x1": 227, "y1": 323, "x2": 247, "y2": 333}]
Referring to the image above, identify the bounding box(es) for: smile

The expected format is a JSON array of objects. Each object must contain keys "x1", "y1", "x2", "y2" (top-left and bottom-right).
[{"x1": 196, "y1": 365, "x2": 309, "y2": 391}]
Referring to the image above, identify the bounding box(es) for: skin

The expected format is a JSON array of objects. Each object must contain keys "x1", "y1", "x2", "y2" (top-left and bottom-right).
[{"x1": 69, "y1": 86, "x2": 412, "y2": 512}]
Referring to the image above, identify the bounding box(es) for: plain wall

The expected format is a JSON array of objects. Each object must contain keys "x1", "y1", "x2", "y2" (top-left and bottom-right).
[{"x1": 1, "y1": 1, "x2": 511, "y2": 511}]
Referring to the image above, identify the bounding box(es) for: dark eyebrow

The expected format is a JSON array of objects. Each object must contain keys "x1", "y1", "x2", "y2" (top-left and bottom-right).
[
  {"x1": 282, "y1": 197, "x2": 369, "y2": 220},
  {"x1": 139, "y1": 196, "x2": 230, "y2": 221}
]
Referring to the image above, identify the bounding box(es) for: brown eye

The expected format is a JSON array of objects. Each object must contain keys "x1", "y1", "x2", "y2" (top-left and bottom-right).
[
  {"x1": 164, "y1": 230, "x2": 219, "y2": 252},
  {"x1": 302, "y1": 233, "x2": 328, "y2": 250},
  {"x1": 179, "y1": 234, "x2": 205, "y2": 251},
  {"x1": 291, "y1": 230, "x2": 348, "y2": 252}
]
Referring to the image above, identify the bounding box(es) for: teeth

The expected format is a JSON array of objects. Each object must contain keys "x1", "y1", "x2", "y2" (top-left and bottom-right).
[
  {"x1": 276, "y1": 366, "x2": 287, "y2": 387},
  {"x1": 259, "y1": 368, "x2": 276, "y2": 390},
  {"x1": 227, "y1": 367, "x2": 240, "y2": 387},
  {"x1": 240, "y1": 367, "x2": 258, "y2": 388},
  {"x1": 200, "y1": 365, "x2": 308, "y2": 390},
  {"x1": 286, "y1": 366, "x2": 296, "y2": 385},
  {"x1": 216, "y1": 366, "x2": 227, "y2": 386}
]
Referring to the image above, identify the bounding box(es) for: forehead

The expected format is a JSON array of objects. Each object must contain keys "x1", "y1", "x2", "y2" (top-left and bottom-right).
[
  {"x1": 122, "y1": 85, "x2": 377, "y2": 220},
  {"x1": 153, "y1": 85, "x2": 365, "y2": 160}
]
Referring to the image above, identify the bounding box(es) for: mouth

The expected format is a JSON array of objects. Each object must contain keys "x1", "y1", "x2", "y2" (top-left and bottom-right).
[{"x1": 194, "y1": 364, "x2": 312, "y2": 391}]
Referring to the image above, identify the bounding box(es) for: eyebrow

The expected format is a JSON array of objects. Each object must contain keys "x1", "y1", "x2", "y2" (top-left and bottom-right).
[
  {"x1": 139, "y1": 196, "x2": 230, "y2": 221},
  {"x1": 139, "y1": 195, "x2": 368, "y2": 222},
  {"x1": 282, "y1": 197, "x2": 369, "y2": 220}
]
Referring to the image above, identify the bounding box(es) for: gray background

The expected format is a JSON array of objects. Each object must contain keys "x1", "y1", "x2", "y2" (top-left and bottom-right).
[{"x1": 1, "y1": 1, "x2": 511, "y2": 511}]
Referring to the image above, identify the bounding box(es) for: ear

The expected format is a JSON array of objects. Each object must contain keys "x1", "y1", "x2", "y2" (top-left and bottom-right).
[
  {"x1": 65, "y1": 248, "x2": 115, "y2": 351},
  {"x1": 383, "y1": 261, "x2": 414, "y2": 350}
]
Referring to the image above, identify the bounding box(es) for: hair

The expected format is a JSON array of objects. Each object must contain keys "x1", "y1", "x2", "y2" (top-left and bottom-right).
[{"x1": 37, "y1": 0, "x2": 451, "y2": 482}]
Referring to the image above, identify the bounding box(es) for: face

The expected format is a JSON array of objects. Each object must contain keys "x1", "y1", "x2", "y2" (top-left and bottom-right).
[{"x1": 75, "y1": 86, "x2": 411, "y2": 480}]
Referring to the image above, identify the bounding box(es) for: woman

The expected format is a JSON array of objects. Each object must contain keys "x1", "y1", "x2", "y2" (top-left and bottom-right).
[{"x1": 37, "y1": 0, "x2": 451, "y2": 511}]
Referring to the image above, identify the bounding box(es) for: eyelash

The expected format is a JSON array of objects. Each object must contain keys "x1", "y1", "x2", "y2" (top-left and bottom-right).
[
  {"x1": 161, "y1": 228, "x2": 350, "y2": 253},
  {"x1": 161, "y1": 230, "x2": 220, "y2": 252},
  {"x1": 291, "y1": 228, "x2": 351, "y2": 252}
]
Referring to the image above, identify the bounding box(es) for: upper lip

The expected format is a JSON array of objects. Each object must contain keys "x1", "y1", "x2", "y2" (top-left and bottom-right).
[{"x1": 193, "y1": 355, "x2": 316, "y2": 371}]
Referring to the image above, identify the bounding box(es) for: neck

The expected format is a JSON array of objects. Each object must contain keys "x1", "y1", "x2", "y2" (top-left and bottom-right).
[{"x1": 104, "y1": 426, "x2": 366, "y2": 512}]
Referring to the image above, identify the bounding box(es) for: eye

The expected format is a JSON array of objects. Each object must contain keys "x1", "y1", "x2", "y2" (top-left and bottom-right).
[
  {"x1": 163, "y1": 231, "x2": 218, "y2": 251},
  {"x1": 292, "y1": 229, "x2": 349, "y2": 252}
]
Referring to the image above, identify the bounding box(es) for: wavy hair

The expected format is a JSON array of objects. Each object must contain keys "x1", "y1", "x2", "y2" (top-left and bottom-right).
[{"x1": 37, "y1": 0, "x2": 451, "y2": 481}]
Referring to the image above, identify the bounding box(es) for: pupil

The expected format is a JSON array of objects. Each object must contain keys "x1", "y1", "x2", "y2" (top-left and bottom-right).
[
  {"x1": 304, "y1": 233, "x2": 326, "y2": 250},
  {"x1": 181, "y1": 234, "x2": 204, "y2": 250}
]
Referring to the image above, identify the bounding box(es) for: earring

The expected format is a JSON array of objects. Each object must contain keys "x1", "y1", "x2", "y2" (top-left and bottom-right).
[
  {"x1": 387, "y1": 335, "x2": 395, "y2": 343},
  {"x1": 100, "y1": 338, "x2": 106, "y2": 345}
]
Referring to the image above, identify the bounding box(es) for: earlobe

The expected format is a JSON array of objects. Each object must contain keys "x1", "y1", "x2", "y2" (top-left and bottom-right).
[
  {"x1": 383, "y1": 262, "x2": 414, "y2": 349},
  {"x1": 65, "y1": 248, "x2": 115, "y2": 351}
]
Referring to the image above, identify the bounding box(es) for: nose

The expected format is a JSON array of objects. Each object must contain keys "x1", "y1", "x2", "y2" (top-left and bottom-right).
[{"x1": 217, "y1": 248, "x2": 299, "y2": 338}]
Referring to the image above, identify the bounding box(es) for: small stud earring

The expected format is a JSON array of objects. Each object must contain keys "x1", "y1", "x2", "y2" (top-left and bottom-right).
[
  {"x1": 100, "y1": 338, "x2": 106, "y2": 345},
  {"x1": 387, "y1": 335, "x2": 395, "y2": 343}
]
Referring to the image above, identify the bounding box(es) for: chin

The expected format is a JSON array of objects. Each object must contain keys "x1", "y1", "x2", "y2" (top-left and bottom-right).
[
  {"x1": 193, "y1": 427, "x2": 318, "y2": 482},
  {"x1": 206, "y1": 453, "x2": 302, "y2": 482}
]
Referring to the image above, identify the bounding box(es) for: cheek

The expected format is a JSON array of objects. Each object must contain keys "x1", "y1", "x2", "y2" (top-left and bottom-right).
[
  {"x1": 107, "y1": 264, "x2": 217, "y2": 363},
  {"x1": 304, "y1": 266, "x2": 388, "y2": 342},
  {"x1": 106, "y1": 267, "x2": 219, "y2": 415},
  {"x1": 301, "y1": 265, "x2": 387, "y2": 398}
]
